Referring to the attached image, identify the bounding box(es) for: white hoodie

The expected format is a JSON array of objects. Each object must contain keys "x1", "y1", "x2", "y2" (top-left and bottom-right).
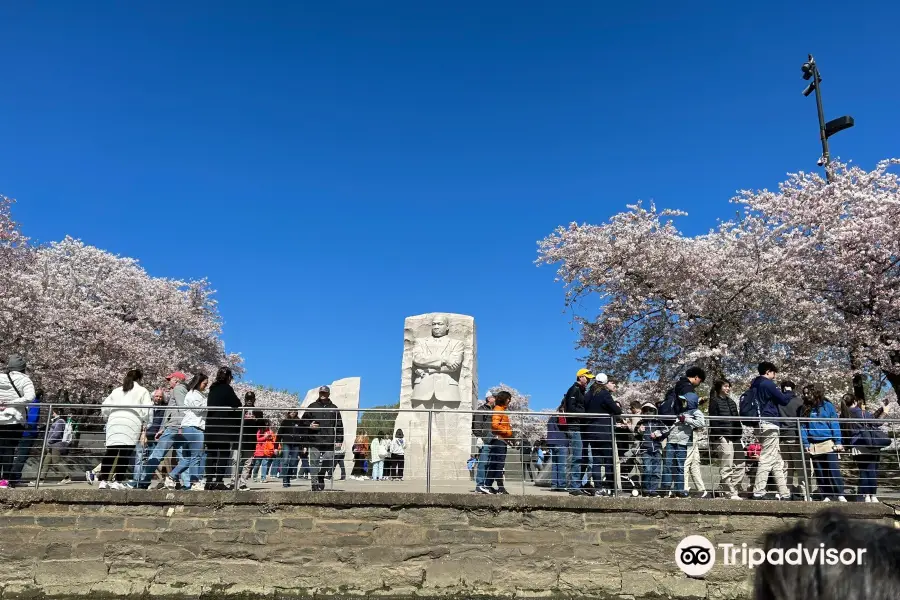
[
  {"x1": 0, "y1": 371, "x2": 36, "y2": 425},
  {"x1": 181, "y1": 389, "x2": 207, "y2": 430}
]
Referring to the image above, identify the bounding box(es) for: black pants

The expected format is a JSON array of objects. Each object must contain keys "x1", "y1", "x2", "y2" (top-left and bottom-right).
[
  {"x1": 523, "y1": 460, "x2": 535, "y2": 481},
  {"x1": 0, "y1": 425, "x2": 25, "y2": 480},
  {"x1": 100, "y1": 445, "x2": 135, "y2": 482},
  {"x1": 393, "y1": 455, "x2": 405, "y2": 479},
  {"x1": 332, "y1": 456, "x2": 346, "y2": 479},
  {"x1": 207, "y1": 442, "x2": 233, "y2": 483},
  {"x1": 9, "y1": 435, "x2": 38, "y2": 483}
]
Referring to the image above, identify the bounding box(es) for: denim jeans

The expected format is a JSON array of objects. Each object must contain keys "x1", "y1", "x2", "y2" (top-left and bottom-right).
[
  {"x1": 175, "y1": 427, "x2": 204, "y2": 486},
  {"x1": 812, "y1": 452, "x2": 845, "y2": 498},
  {"x1": 550, "y1": 445, "x2": 568, "y2": 489},
  {"x1": 661, "y1": 443, "x2": 687, "y2": 493},
  {"x1": 282, "y1": 444, "x2": 299, "y2": 484},
  {"x1": 372, "y1": 460, "x2": 384, "y2": 481},
  {"x1": 642, "y1": 452, "x2": 662, "y2": 494},
  {"x1": 486, "y1": 439, "x2": 508, "y2": 489},
  {"x1": 855, "y1": 454, "x2": 879, "y2": 497},
  {"x1": 130, "y1": 441, "x2": 151, "y2": 485},
  {"x1": 299, "y1": 456, "x2": 310, "y2": 478},
  {"x1": 139, "y1": 428, "x2": 185, "y2": 488},
  {"x1": 251, "y1": 457, "x2": 270, "y2": 480},
  {"x1": 587, "y1": 437, "x2": 613, "y2": 490},
  {"x1": 475, "y1": 442, "x2": 491, "y2": 487},
  {"x1": 567, "y1": 429, "x2": 584, "y2": 489}
]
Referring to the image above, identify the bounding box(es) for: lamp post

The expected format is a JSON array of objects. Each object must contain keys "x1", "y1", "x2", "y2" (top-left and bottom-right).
[{"x1": 801, "y1": 55, "x2": 855, "y2": 180}]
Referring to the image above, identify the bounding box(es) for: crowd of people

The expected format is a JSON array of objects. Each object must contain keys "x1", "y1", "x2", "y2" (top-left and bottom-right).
[{"x1": 502, "y1": 362, "x2": 894, "y2": 502}]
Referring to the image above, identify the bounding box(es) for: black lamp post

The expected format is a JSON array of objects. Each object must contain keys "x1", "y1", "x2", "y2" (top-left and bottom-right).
[{"x1": 801, "y1": 55, "x2": 855, "y2": 180}]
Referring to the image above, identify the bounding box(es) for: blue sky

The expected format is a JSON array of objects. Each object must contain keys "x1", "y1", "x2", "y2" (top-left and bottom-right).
[{"x1": 1, "y1": 3, "x2": 897, "y2": 410}]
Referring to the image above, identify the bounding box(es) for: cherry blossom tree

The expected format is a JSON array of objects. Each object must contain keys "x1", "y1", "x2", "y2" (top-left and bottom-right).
[
  {"x1": 0, "y1": 195, "x2": 242, "y2": 397},
  {"x1": 539, "y1": 159, "x2": 900, "y2": 395}
]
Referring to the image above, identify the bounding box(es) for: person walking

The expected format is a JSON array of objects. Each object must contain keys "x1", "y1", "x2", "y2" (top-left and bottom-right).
[
  {"x1": 137, "y1": 372, "x2": 188, "y2": 489},
  {"x1": 546, "y1": 401, "x2": 569, "y2": 491},
  {"x1": 845, "y1": 396, "x2": 883, "y2": 503},
  {"x1": 277, "y1": 409, "x2": 304, "y2": 487},
  {"x1": 707, "y1": 380, "x2": 743, "y2": 499},
  {"x1": 683, "y1": 396, "x2": 709, "y2": 497},
  {"x1": 204, "y1": 367, "x2": 242, "y2": 490},
  {"x1": 0, "y1": 354, "x2": 36, "y2": 489},
  {"x1": 799, "y1": 384, "x2": 846, "y2": 502},
  {"x1": 582, "y1": 374, "x2": 622, "y2": 496},
  {"x1": 39, "y1": 406, "x2": 72, "y2": 484},
  {"x1": 389, "y1": 430, "x2": 406, "y2": 481},
  {"x1": 168, "y1": 373, "x2": 208, "y2": 490},
  {"x1": 299, "y1": 385, "x2": 344, "y2": 491},
  {"x1": 99, "y1": 369, "x2": 152, "y2": 490},
  {"x1": 564, "y1": 369, "x2": 593, "y2": 495},
  {"x1": 472, "y1": 392, "x2": 495, "y2": 491},
  {"x1": 479, "y1": 390, "x2": 513, "y2": 494},
  {"x1": 8, "y1": 387, "x2": 43, "y2": 487},
  {"x1": 747, "y1": 362, "x2": 794, "y2": 500}
]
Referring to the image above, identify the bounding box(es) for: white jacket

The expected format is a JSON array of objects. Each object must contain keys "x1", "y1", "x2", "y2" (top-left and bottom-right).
[
  {"x1": 101, "y1": 383, "x2": 152, "y2": 447},
  {"x1": 389, "y1": 437, "x2": 406, "y2": 455},
  {"x1": 0, "y1": 371, "x2": 36, "y2": 425},
  {"x1": 370, "y1": 438, "x2": 388, "y2": 462},
  {"x1": 181, "y1": 390, "x2": 207, "y2": 430}
]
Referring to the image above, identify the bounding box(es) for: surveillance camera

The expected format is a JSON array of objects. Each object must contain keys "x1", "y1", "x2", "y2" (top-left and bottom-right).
[{"x1": 817, "y1": 156, "x2": 826, "y2": 167}]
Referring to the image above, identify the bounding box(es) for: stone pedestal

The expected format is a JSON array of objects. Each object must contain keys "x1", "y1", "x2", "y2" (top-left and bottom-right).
[
  {"x1": 394, "y1": 313, "x2": 477, "y2": 481},
  {"x1": 301, "y1": 377, "x2": 360, "y2": 475}
]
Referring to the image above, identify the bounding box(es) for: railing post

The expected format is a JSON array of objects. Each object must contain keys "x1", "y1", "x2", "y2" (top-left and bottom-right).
[
  {"x1": 797, "y1": 418, "x2": 811, "y2": 501},
  {"x1": 611, "y1": 419, "x2": 622, "y2": 497},
  {"x1": 233, "y1": 408, "x2": 245, "y2": 491},
  {"x1": 34, "y1": 402, "x2": 53, "y2": 490},
  {"x1": 426, "y1": 410, "x2": 433, "y2": 494},
  {"x1": 704, "y1": 418, "x2": 715, "y2": 498}
]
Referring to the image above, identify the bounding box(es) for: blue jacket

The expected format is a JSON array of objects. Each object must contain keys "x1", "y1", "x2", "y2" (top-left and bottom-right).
[
  {"x1": 546, "y1": 416, "x2": 568, "y2": 447},
  {"x1": 800, "y1": 401, "x2": 843, "y2": 447},
  {"x1": 846, "y1": 406, "x2": 874, "y2": 447},
  {"x1": 583, "y1": 387, "x2": 622, "y2": 440},
  {"x1": 22, "y1": 399, "x2": 41, "y2": 438},
  {"x1": 634, "y1": 416, "x2": 670, "y2": 454},
  {"x1": 750, "y1": 376, "x2": 792, "y2": 421}
]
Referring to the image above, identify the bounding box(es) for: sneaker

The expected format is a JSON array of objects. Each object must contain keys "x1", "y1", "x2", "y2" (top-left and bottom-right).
[
  {"x1": 58, "y1": 477, "x2": 72, "y2": 486},
  {"x1": 163, "y1": 477, "x2": 177, "y2": 490},
  {"x1": 98, "y1": 480, "x2": 109, "y2": 490},
  {"x1": 730, "y1": 494, "x2": 743, "y2": 500},
  {"x1": 85, "y1": 471, "x2": 94, "y2": 485},
  {"x1": 496, "y1": 487, "x2": 510, "y2": 495},
  {"x1": 110, "y1": 482, "x2": 125, "y2": 490},
  {"x1": 476, "y1": 485, "x2": 493, "y2": 495},
  {"x1": 238, "y1": 481, "x2": 249, "y2": 490},
  {"x1": 837, "y1": 496, "x2": 848, "y2": 502},
  {"x1": 189, "y1": 484, "x2": 205, "y2": 491},
  {"x1": 872, "y1": 495, "x2": 880, "y2": 503},
  {"x1": 822, "y1": 497, "x2": 831, "y2": 502},
  {"x1": 864, "y1": 495, "x2": 872, "y2": 503},
  {"x1": 631, "y1": 489, "x2": 640, "y2": 497},
  {"x1": 698, "y1": 491, "x2": 709, "y2": 499}
]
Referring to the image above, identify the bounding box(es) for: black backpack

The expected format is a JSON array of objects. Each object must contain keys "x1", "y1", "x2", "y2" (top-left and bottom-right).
[{"x1": 658, "y1": 388, "x2": 680, "y2": 416}]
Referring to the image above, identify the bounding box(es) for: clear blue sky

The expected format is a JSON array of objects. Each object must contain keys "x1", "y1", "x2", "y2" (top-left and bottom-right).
[{"x1": 1, "y1": 3, "x2": 897, "y2": 409}]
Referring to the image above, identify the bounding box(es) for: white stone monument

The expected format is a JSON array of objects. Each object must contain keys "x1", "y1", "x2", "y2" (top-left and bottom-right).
[
  {"x1": 301, "y1": 377, "x2": 360, "y2": 475},
  {"x1": 394, "y1": 313, "x2": 477, "y2": 481}
]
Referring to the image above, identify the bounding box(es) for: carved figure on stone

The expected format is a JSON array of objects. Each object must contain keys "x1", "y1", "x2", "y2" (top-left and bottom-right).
[{"x1": 410, "y1": 314, "x2": 464, "y2": 407}]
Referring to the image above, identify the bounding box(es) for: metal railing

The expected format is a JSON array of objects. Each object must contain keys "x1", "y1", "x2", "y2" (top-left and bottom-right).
[{"x1": 3, "y1": 402, "x2": 898, "y2": 503}]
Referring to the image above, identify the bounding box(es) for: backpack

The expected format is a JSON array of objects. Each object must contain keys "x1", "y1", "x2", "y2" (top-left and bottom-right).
[
  {"x1": 658, "y1": 388, "x2": 679, "y2": 416},
  {"x1": 739, "y1": 386, "x2": 762, "y2": 421},
  {"x1": 62, "y1": 420, "x2": 74, "y2": 445}
]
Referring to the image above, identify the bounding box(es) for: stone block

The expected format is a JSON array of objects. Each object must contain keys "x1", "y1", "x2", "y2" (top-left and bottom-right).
[
  {"x1": 466, "y1": 509, "x2": 526, "y2": 528},
  {"x1": 493, "y1": 562, "x2": 559, "y2": 592},
  {"x1": 125, "y1": 517, "x2": 171, "y2": 531},
  {"x1": 498, "y1": 529, "x2": 564, "y2": 544},
  {"x1": 34, "y1": 560, "x2": 108, "y2": 586},
  {"x1": 424, "y1": 559, "x2": 490, "y2": 588},
  {"x1": 280, "y1": 517, "x2": 314, "y2": 530},
  {"x1": 628, "y1": 527, "x2": 664, "y2": 543},
  {"x1": 2, "y1": 516, "x2": 36, "y2": 527},
  {"x1": 71, "y1": 542, "x2": 107, "y2": 559},
  {"x1": 94, "y1": 529, "x2": 134, "y2": 543},
  {"x1": 76, "y1": 516, "x2": 127, "y2": 530},
  {"x1": 253, "y1": 518, "x2": 282, "y2": 532},
  {"x1": 599, "y1": 529, "x2": 628, "y2": 542},
  {"x1": 373, "y1": 523, "x2": 429, "y2": 545},
  {"x1": 558, "y1": 562, "x2": 621, "y2": 593},
  {"x1": 33, "y1": 516, "x2": 78, "y2": 528},
  {"x1": 424, "y1": 528, "x2": 499, "y2": 544},
  {"x1": 523, "y1": 510, "x2": 585, "y2": 530},
  {"x1": 397, "y1": 507, "x2": 468, "y2": 526},
  {"x1": 658, "y1": 575, "x2": 709, "y2": 599},
  {"x1": 315, "y1": 521, "x2": 375, "y2": 533}
]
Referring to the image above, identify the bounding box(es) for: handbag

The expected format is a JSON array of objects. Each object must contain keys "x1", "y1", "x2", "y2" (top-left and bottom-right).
[{"x1": 807, "y1": 440, "x2": 835, "y2": 456}]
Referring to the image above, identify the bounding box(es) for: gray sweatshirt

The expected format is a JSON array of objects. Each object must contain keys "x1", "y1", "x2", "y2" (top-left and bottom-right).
[
  {"x1": 667, "y1": 408, "x2": 706, "y2": 446},
  {"x1": 161, "y1": 383, "x2": 188, "y2": 429}
]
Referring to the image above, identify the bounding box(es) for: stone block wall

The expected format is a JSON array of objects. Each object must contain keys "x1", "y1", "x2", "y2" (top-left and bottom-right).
[{"x1": 0, "y1": 490, "x2": 894, "y2": 599}]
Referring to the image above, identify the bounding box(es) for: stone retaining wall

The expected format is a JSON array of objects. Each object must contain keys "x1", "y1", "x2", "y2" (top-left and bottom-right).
[{"x1": 0, "y1": 490, "x2": 895, "y2": 599}]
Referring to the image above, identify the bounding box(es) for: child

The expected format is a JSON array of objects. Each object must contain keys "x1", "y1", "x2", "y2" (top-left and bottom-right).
[
  {"x1": 252, "y1": 420, "x2": 277, "y2": 482},
  {"x1": 634, "y1": 402, "x2": 671, "y2": 497}
]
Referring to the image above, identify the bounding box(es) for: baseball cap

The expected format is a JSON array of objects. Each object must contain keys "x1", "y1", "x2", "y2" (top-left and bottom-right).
[
  {"x1": 319, "y1": 385, "x2": 331, "y2": 394},
  {"x1": 576, "y1": 368, "x2": 595, "y2": 380},
  {"x1": 485, "y1": 391, "x2": 494, "y2": 399},
  {"x1": 641, "y1": 402, "x2": 658, "y2": 412},
  {"x1": 595, "y1": 373, "x2": 609, "y2": 385},
  {"x1": 166, "y1": 372, "x2": 186, "y2": 381}
]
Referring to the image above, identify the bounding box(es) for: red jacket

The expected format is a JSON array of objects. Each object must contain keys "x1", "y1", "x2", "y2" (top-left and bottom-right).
[{"x1": 254, "y1": 429, "x2": 277, "y2": 458}]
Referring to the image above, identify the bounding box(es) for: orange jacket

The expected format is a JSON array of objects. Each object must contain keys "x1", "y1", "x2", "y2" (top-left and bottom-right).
[
  {"x1": 491, "y1": 405, "x2": 513, "y2": 439},
  {"x1": 254, "y1": 429, "x2": 277, "y2": 457}
]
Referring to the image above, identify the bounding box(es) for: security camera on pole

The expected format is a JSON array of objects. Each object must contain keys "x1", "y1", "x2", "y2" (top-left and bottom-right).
[{"x1": 800, "y1": 55, "x2": 855, "y2": 180}]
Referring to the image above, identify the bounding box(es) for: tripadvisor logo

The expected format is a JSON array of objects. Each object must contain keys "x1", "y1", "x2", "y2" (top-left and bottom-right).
[{"x1": 675, "y1": 535, "x2": 866, "y2": 576}]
